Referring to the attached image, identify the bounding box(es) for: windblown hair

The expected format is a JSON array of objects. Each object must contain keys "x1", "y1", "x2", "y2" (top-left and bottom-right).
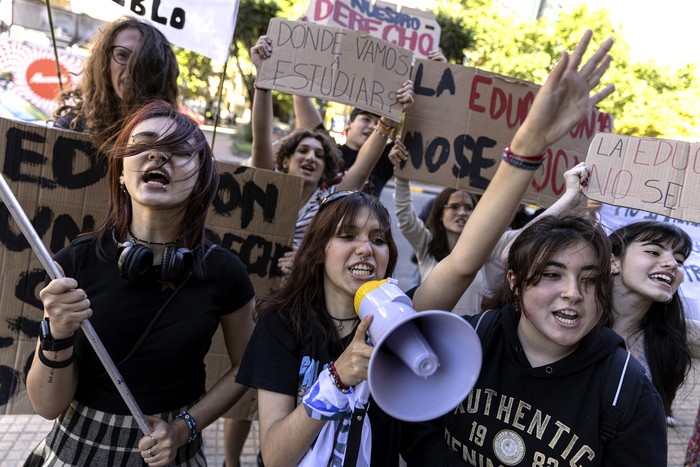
[
  {"x1": 425, "y1": 188, "x2": 478, "y2": 261},
  {"x1": 93, "y1": 99, "x2": 218, "y2": 277},
  {"x1": 274, "y1": 129, "x2": 341, "y2": 186},
  {"x1": 256, "y1": 192, "x2": 398, "y2": 344},
  {"x1": 485, "y1": 215, "x2": 614, "y2": 326},
  {"x1": 609, "y1": 221, "x2": 693, "y2": 414},
  {"x1": 54, "y1": 17, "x2": 178, "y2": 146}
]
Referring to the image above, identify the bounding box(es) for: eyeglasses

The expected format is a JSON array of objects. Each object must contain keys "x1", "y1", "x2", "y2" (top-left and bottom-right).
[
  {"x1": 109, "y1": 45, "x2": 133, "y2": 66},
  {"x1": 444, "y1": 203, "x2": 474, "y2": 213},
  {"x1": 320, "y1": 190, "x2": 357, "y2": 208}
]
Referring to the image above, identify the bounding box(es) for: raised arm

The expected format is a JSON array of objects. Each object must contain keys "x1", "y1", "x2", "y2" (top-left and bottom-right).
[
  {"x1": 391, "y1": 138, "x2": 433, "y2": 259},
  {"x1": 413, "y1": 30, "x2": 614, "y2": 312},
  {"x1": 293, "y1": 95, "x2": 324, "y2": 129},
  {"x1": 336, "y1": 81, "x2": 414, "y2": 191},
  {"x1": 249, "y1": 36, "x2": 275, "y2": 171}
]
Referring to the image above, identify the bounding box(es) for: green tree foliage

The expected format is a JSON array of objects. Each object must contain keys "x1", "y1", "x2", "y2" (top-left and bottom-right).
[
  {"x1": 232, "y1": 0, "x2": 283, "y2": 104},
  {"x1": 453, "y1": 1, "x2": 700, "y2": 139},
  {"x1": 174, "y1": 48, "x2": 213, "y2": 101},
  {"x1": 435, "y1": 10, "x2": 476, "y2": 64}
]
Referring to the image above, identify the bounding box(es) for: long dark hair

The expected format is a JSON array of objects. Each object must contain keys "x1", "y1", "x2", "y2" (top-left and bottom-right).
[
  {"x1": 274, "y1": 129, "x2": 341, "y2": 186},
  {"x1": 256, "y1": 192, "x2": 398, "y2": 344},
  {"x1": 54, "y1": 17, "x2": 179, "y2": 146},
  {"x1": 609, "y1": 221, "x2": 692, "y2": 414},
  {"x1": 93, "y1": 99, "x2": 218, "y2": 276},
  {"x1": 425, "y1": 188, "x2": 478, "y2": 261},
  {"x1": 486, "y1": 215, "x2": 614, "y2": 326}
]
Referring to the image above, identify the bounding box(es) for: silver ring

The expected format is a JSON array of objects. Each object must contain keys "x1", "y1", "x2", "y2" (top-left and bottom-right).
[
  {"x1": 149, "y1": 435, "x2": 157, "y2": 444},
  {"x1": 147, "y1": 448, "x2": 153, "y2": 457}
]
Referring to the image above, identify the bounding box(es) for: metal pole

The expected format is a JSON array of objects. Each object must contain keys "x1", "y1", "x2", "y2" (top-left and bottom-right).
[
  {"x1": 0, "y1": 173, "x2": 150, "y2": 435},
  {"x1": 44, "y1": 0, "x2": 64, "y2": 94},
  {"x1": 211, "y1": 0, "x2": 241, "y2": 151}
]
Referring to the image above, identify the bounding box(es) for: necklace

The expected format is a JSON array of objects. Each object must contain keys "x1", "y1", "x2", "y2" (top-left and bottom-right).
[
  {"x1": 328, "y1": 314, "x2": 360, "y2": 331},
  {"x1": 128, "y1": 227, "x2": 182, "y2": 246}
]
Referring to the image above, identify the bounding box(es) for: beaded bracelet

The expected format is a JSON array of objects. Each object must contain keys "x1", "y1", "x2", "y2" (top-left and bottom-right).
[
  {"x1": 501, "y1": 151, "x2": 543, "y2": 171},
  {"x1": 174, "y1": 410, "x2": 198, "y2": 444},
  {"x1": 328, "y1": 361, "x2": 350, "y2": 393},
  {"x1": 37, "y1": 347, "x2": 74, "y2": 369}
]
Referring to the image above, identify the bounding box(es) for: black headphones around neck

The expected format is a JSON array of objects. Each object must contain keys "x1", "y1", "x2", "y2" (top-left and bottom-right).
[{"x1": 113, "y1": 231, "x2": 193, "y2": 282}]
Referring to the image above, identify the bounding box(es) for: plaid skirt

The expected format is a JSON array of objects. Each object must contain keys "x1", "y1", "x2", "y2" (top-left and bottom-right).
[{"x1": 24, "y1": 400, "x2": 206, "y2": 467}]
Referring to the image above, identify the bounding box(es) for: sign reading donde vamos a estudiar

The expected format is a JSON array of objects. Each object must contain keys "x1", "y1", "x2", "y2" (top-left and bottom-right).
[{"x1": 256, "y1": 18, "x2": 412, "y2": 121}]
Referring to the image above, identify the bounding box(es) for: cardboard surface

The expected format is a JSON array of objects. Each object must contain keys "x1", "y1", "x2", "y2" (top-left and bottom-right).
[
  {"x1": 398, "y1": 59, "x2": 613, "y2": 207},
  {"x1": 305, "y1": 0, "x2": 441, "y2": 59},
  {"x1": 584, "y1": 132, "x2": 700, "y2": 223},
  {"x1": 256, "y1": 18, "x2": 412, "y2": 121},
  {"x1": 0, "y1": 119, "x2": 301, "y2": 414}
]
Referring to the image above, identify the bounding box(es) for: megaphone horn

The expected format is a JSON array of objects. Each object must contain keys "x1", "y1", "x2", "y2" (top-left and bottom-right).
[{"x1": 354, "y1": 278, "x2": 482, "y2": 422}]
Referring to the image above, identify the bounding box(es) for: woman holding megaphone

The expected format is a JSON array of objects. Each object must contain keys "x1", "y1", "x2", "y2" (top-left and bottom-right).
[{"x1": 237, "y1": 30, "x2": 624, "y2": 466}]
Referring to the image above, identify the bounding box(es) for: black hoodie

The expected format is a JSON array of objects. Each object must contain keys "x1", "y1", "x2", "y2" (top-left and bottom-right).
[{"x1": 402, "y1": 305, "x2": 667, "y2": 466}]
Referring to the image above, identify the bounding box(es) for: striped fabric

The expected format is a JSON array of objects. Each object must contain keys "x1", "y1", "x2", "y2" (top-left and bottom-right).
[{"x1": 24, "y1": 400, "x2": 206, "y2": 466}]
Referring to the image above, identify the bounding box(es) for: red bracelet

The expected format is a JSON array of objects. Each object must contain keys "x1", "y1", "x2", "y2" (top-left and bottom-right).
[
  {"x1": 329, "y1": 360, "x2": 350, "y2": 393},
  {"x1": 504, "y1": 146, "x2": 544, "y2": 162}
]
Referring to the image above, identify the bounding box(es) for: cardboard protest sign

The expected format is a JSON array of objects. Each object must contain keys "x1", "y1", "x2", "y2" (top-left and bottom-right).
[
  {"x1": 398, "y1": 59, "x2": 613, "y2": 208},
  {"x1": 597, "y1": 203, "x2": 700, "y2": 318},
  {"x1": 0, "y1": 38, "x2": 85, "y2": 116},
  {"x1": 0, "y1": 118, "x2": 301, "y2": 414},
  {"x1": 306, "y1": 0, "x2": 441, "y2": 59},
  {"x1": 256, "y1": 18, "x2": 412, "y2": 121},
  {"x1": 584, "y1": 132, "x2": 700, "y2": 223},
  {"x1": 69, "y1": 0, "x2": 239, "y2": 62}
]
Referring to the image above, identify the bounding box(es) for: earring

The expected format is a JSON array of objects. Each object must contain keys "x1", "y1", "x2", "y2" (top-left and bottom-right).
[
  {"x1": 513, "y1": 290, "x2": 521, "y2": 313},
  {"x1": 120, "y1": 183, "x2": 128, "y2": 195}
]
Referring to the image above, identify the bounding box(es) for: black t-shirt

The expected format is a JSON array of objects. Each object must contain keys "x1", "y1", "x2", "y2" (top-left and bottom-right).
[
  {"x1": 237, "y1": 309, "x2": 401, "y2": 466},
  {"x1": 340, "y1": 143, "x2": 394, "y2": 198},
  {"x1": 55, "y1": 235, "x2": 255, "y2": 414}
]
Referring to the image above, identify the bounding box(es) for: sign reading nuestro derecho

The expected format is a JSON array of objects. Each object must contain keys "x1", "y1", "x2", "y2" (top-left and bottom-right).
[
  {"x1": 0, "y1": 118, "x2": 301, "y2": 414},
  {"x1": 305, "y1": 0, "x2": 441, "y2": 59}
]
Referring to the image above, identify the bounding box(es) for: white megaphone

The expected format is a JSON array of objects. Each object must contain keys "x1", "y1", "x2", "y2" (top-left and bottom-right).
[{"x1": 354, "y1": 278, "x2": 482, "y2": 422}]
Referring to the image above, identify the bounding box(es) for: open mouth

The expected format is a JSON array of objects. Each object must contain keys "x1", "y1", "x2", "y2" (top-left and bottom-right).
[
  {"x1": 552, "y1": 309, "x2": 579, "y2": 325},
  {"x1": 300, "y1": 163, "x2": 316, "y2": 174},
  {"x1": 649, "y1": 273, "x2": 673, "y2": 286},
  {"x1": 143, "y1": 169, "x2": 170, "y2": 186}
]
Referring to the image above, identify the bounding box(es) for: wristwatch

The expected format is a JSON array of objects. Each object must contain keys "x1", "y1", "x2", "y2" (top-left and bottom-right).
[{"x1": 39, "y1": 317, "x2": 75, "y2": 351}]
